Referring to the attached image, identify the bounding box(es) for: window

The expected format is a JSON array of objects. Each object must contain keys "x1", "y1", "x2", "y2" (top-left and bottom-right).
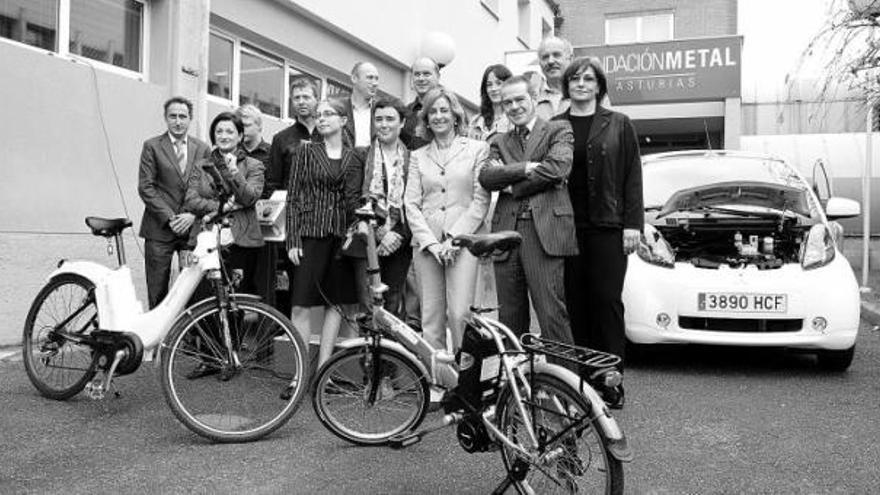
[
  {"x1": 208, "y1": 32, "x2": 233, "y2": 99},
  {"x1": 0, "y1": 0, "x2": 146, "y2": 74},
  {"x1": 517, "y1": 0, "x2": 531, "y2": 47},
  {"x1": 605, "y1": 12, "x2": 673, "y2": 44},
  {"x1": 0, "y1": 0, "x2": 58, "y2": 50},
  {"x1": 326, "y1": 78, "x2": 351, "y2": 99},
  {"x1": 542, "y1": 17, "x2": 552, "y2": 39},
  {"x1": 69, "y1": 0, "x2": 142, "y2": 71},
  {"x1": 239, "y1": 45, "x2": 284, "y2": 118}
]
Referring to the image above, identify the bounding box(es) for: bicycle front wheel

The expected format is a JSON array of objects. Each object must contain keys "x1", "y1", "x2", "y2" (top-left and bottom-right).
[
  {"x1": 313, "y1": 346, "x2": 429, "y2": 445},
  {"x1": 497, "y1": 373, "x2": 624, "y2": 495},
  {"x1": 160, "y1": 299, "x2": 308, "y2": 443},
  {"x1": 23, "y1": 274, "x2": 99, "y2": 400}
]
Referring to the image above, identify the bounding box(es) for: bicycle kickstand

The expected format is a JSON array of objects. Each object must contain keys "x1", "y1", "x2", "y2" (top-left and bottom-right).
[
  {"x1": 490, "y1": 458, "x2": 529, "y2": 495},
  {"x1": 388, "y1": 412, "x2": 463, "y2": 449}
]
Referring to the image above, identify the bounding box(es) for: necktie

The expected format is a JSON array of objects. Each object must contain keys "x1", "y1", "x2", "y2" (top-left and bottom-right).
[
  {"x1": 174, "y1": 140, "x2": 186, "y2": 173},
  {"x1": 516, "y1": 126, "x2": 529, "y2": 152}
]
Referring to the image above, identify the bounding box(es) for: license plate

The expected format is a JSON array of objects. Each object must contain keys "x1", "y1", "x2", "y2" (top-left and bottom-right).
[{"x1": 697, "y1": 292, "x2": 787, "y2": 313}]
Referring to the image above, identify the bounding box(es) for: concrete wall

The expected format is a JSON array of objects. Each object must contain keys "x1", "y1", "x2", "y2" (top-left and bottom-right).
[
  {"x1": 0, "y1": 41, "x2": 166, "y2": 234},
  {"x1": 556, "y1": 0, "x2": 737, "y2": 47}
]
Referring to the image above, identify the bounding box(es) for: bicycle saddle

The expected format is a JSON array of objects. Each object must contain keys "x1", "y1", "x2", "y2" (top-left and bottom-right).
[
  {"x1": 452, "y1": 231, "x2": 522, "y2": 257},
  {"x1": 85, "y1": 217, "x2": 132, "y2": 237}
]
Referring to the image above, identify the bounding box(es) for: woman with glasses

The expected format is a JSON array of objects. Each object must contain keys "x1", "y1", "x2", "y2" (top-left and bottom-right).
[
  {"x1": 286, "y1": 98, "x2": 365, "y2": 367},
  {"x1": 552, "y1": 57, "x2": 643, "y2": 408},
  {"x1": 404, "y1": 86, "x2": 490, "y2": 352}
]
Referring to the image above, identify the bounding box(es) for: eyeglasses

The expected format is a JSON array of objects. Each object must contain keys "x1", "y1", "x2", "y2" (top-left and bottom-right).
[
  {"x1": 568, "y1": 73, "x2": 598, "y2": 84},
  {"x1": 317, "y1": 110, "x2": 339, "y2": 119}
]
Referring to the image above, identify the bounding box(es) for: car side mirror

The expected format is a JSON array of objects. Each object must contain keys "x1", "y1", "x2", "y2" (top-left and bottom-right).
[{"x1": 825, "y1": 197, "x2": 860, "y2": 220}]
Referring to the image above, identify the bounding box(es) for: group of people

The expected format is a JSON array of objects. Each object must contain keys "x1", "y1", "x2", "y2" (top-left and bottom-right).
[{"x1": 137, "y1": 35, "x2": 643, "y2": 407}]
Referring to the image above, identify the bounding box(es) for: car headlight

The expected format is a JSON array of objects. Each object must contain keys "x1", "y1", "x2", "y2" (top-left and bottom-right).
[
  {"x1": 801, "y1": 223, "x2": 835, "y2": 270},
  {"x1": 637, "y1": 224, "x2": 675, "y2": 268}
]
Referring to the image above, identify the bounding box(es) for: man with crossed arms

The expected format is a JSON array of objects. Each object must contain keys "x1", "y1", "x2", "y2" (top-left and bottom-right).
[{"x1": 478, "y1": 75, "x2": 577, "y2": 346}]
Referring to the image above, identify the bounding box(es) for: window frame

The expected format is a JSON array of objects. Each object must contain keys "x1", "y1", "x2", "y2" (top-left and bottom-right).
[
  {"x1": 0, "y1": 0, "x2": 149, "y2": 80},
  {"x1": 604, "y1": 11, "x2": 674, "y2": 45},
  {"x1": 238, "y1": 42, "x2": 286, "y2": 119},
  {"x1": 208, "y1": 27, "x2": 343, "y2": 124}
]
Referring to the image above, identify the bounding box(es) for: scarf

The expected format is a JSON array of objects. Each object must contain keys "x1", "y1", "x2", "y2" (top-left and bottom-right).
[{"x1": 369, "y1": 140, "x2": 406, "y2": 229}]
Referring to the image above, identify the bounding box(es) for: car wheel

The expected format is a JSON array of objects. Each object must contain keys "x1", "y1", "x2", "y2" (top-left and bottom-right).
[{"x1": 817, "y1": 346, "x2": 855, "y2": 372}]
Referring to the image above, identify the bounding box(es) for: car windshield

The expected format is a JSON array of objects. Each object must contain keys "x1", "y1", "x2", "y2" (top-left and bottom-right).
[{"x1": 643, "y1": 154, "x2": 812, "y2": 215}]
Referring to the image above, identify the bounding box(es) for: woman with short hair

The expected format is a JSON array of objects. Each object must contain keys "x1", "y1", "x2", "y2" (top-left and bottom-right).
[{"x1": 404, "y1": 87, "x2": 490, "y2": 352}]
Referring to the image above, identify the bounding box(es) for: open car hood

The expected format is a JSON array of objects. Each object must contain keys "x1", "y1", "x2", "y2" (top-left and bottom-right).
[{"x1": 658, "y1": 181, "x2": 811, "y2": 217}]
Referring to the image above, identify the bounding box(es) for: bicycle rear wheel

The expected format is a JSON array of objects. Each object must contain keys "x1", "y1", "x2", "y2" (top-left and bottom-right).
[
  {"x1": 160, "y1": 299, "x2": 308, "y2": 443},
  {"x1": 23, "y1": 274, "x2": 99, "y2": 400},
  {"x1": 497, "y1": 373, "x2": 623, "y2": 495},
  {"x1": 313, "y1": 346, "x2": 429, "y2": 446}
]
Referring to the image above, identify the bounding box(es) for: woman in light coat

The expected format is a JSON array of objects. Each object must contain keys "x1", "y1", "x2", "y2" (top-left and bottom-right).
[{"x1": 404, "y1": 86, "x2": 490, "y2": 352}]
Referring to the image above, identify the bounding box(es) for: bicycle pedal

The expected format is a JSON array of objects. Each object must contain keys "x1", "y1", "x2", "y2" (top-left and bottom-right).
[
  {"x1": 388, "y1": 433, "x2": 421, "y2": 449},
  {"x1": 280, "y1": 385, "x2": 295, "y2": 401}
]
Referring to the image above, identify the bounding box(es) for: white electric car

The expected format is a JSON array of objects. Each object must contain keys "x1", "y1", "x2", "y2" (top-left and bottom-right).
[{"x1": 624, "y1": 150, "x2": 862, "y2": 370}]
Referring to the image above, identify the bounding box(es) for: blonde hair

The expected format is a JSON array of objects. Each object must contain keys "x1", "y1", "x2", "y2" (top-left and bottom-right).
[
  {"x1": 235, "y1": 104, "x2": 263, "y2": 129},
  {"x1": 416, "y1": 86, "x2": 467, "y2": 141}
]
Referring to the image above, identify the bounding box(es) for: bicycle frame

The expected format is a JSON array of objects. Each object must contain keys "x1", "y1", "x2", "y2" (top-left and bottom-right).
[
  {"x1": 349, "y1": 202, "x2": 629, "y2": 456},
  {"x1": 48, "y1": 225, "x2": 227, "y2": 353}
]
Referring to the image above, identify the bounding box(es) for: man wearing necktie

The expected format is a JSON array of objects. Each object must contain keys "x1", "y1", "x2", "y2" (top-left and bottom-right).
[
  {"x1": 478, "y1": 75, "x2": 577, "y2": 348},
  {"x1": 137, "y1": 97, "x2": 210, "y2": 308}
]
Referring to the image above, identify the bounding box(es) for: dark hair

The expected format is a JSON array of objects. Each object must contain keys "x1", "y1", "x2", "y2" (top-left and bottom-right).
[
  {"x1": 163, "y1": 96, "x2": 193, "y2": 117},
  {"x1": 478, "y1": 64, "x2": 513, "y2": 126},
  {"x1": 561, "y1": 56, "x2": 608, "y2": 104},
  {"x1": 208, "y1": 111, "x2": 244, "y2": 145},
  {"x1": 289, "y1": 76, "x2": 319, "y2": 99},
  {"x1": 373, "y1": 96, "x2": 407, "y2": 121}
]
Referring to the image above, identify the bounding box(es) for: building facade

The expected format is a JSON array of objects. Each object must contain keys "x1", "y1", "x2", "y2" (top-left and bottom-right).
[
  {"x1": 0, "y1": 0, "x2": 556, "y2": 345},
  {"x1": 552, "y1": 0, "x2": 878, "y2": 234},
  {"x1": 0, "y1": 0, "x2": 556, "y2": 235}
]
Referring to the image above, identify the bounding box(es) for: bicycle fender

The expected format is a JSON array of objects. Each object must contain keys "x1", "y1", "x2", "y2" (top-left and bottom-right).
[
  {"x1": 530, "y1": 360, "x2": 633, "y2": 463},
  {"x1": 48, "y1": 260, "x2": 113, "y2": 287},
  {"x1": 160, "y1": 294, "x2": 265, "y2": 345},
  {"x1": 335, "y1": 338, "x2": 431, "y2": 380}
]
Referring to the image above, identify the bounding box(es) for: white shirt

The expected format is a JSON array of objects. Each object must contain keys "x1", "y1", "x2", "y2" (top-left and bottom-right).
[{"x1": 353, "y1": 104, "x2": 372, "y2": 147}]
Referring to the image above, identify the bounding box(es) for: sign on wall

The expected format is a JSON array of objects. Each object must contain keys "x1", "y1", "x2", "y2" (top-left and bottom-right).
[{"x1": 573, "y1": 36, "x2": 743, "y2": 105}]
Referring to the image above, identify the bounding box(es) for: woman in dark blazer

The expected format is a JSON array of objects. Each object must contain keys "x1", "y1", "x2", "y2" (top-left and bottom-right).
[
  {"x1": 185, "y1": 111, "x2": 265, "y2": 297},
  {"x1": 362, "y1": 97, "x2": 412, "y2": 318},
  {"x1": 286, "y1": 98, "x2": 365, "y2": 367},
  {"x1": 553, "y1": 57, "x2": 643, "y2": 408}
]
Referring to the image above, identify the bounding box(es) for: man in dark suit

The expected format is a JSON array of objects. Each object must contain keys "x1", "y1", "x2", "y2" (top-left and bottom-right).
[
  {"x1": 478, "y1": 75, "x2": 577, "y2": 346},
  {"x1": 341, "y1": 61, "x2": 379, "y2": 149},
  {"x1": 138, "y1": 97, "x2": 210, "y2": 308}
]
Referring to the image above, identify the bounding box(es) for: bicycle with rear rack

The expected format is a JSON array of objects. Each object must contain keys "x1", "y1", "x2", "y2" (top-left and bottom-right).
[
  {"x1": 312, "y1": 199, "x2": 632, "y2": 494},
  {"x1": 22, "y1": 182, "x2": 308, "y2": 443}
]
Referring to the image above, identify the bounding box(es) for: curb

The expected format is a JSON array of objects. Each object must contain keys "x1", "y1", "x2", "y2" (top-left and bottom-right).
[
  {"x1": 0, "y1": 346, "x2": 20, "y2": 362},
  {"x1": 861, "y1": 297, "x2": 880, "y2": 329}
]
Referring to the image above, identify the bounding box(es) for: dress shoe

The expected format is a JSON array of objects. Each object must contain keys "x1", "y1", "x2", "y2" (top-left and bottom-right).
[
  {"x1": 606, "y1": 385, "x2": 625, "y2": 410},
  {"x1": 186, "y1": 363, "x2": 219, "y2": 380}
]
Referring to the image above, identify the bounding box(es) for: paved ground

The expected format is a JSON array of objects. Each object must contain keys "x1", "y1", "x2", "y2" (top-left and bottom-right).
[{"x1": 2, "y1": 323, "x2": 879, "y2": 494}]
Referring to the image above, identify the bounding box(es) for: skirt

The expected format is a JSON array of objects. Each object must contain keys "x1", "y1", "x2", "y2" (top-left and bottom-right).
[{"x1": 290, "y1": 236, "x2": 359, "y2": 307}]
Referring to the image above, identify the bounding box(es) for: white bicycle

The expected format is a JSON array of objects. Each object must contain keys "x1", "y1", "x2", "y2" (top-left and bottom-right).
[{"x1": 22, "y1": 202, "x2": 308, "y2": 443}]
